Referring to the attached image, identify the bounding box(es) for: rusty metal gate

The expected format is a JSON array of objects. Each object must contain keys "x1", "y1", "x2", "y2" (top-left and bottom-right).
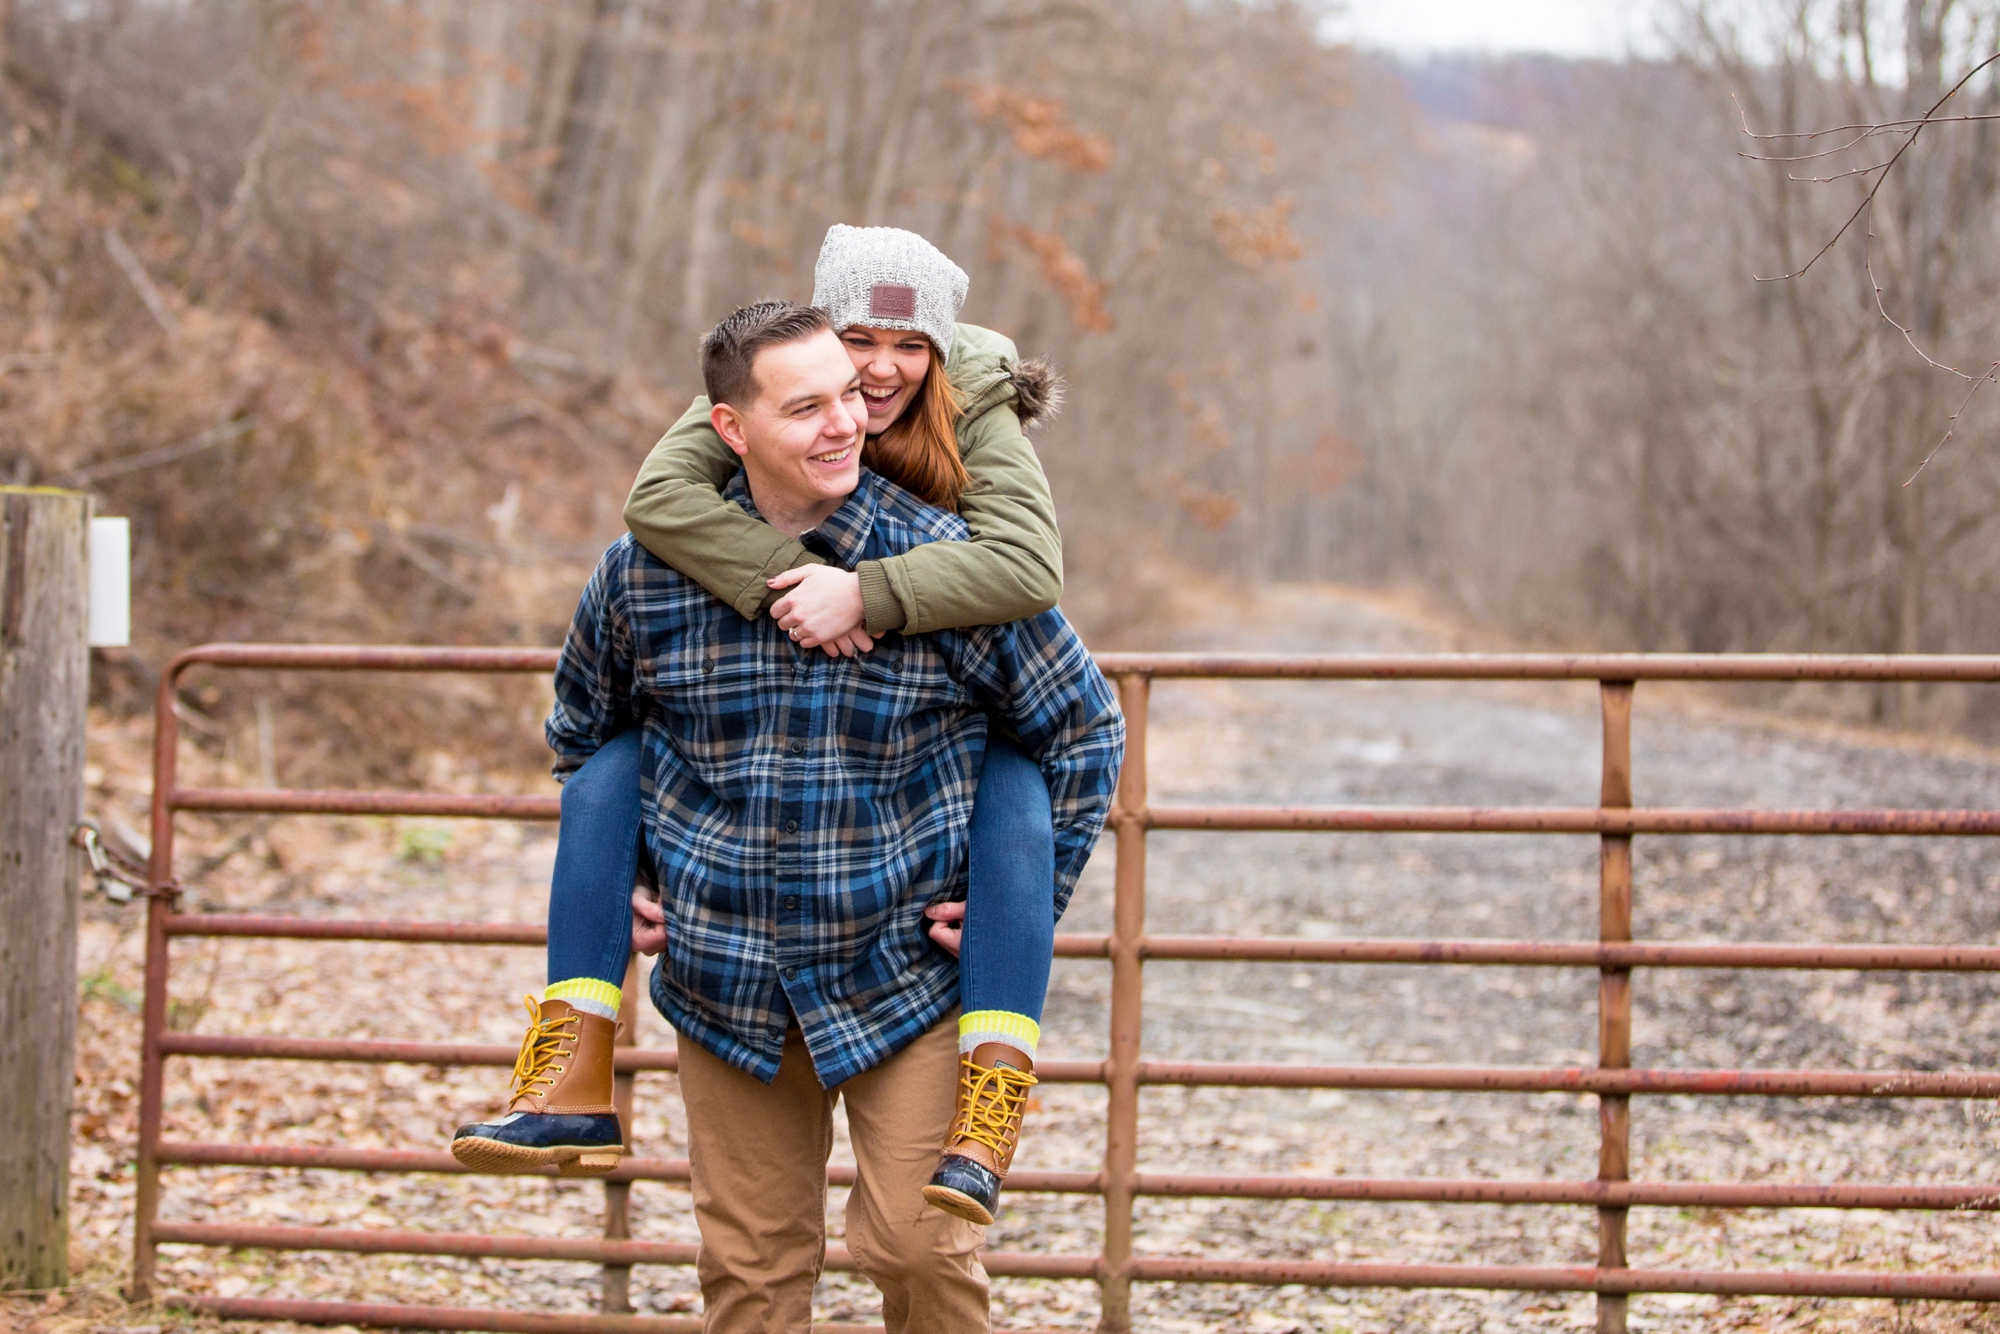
[{"x1": 131, "y1": 644, "x2": 2000, "y2": 1333}]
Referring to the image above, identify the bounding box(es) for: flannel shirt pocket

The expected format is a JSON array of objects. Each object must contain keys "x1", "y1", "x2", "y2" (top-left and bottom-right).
[
  {"x1": 844, "y1": 634, "x2": 970, "y2": 757},
  {"x1": 649, "y1": 639, "x2": 765, "y2": 778},
  {"x1": 850, "y1": 632, "x2": 961, "y2": 697}
]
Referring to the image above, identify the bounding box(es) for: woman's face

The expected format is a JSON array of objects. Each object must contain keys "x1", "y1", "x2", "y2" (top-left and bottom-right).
[{"x1": 840, "y1": 326, "x2": 933, "y2": 436}]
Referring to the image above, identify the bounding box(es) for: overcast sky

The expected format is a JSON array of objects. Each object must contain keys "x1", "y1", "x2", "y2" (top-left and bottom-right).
[{"x1": 1327, "y1": 0, "x2": 1660, "y2": 59}]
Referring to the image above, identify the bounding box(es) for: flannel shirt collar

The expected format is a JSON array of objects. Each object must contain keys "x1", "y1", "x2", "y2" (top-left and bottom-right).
[{"x1": 723, "y1": 468, "x2": 879, "y2": 570}]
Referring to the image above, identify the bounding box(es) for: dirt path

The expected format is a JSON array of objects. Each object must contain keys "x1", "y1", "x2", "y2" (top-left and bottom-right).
[
  {"x1": 20, "y1": 585, "x2": 2000, "y2": 1334},
  {"x1": 1022, "y1": 586, "x2": 2000, "y2": 1330}
]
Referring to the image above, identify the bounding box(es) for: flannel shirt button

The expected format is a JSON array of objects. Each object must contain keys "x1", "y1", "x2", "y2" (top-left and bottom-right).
[
  {"x1": 784, "y1": 819, "x2": 799, "y2": 833},
  {"x1": 703, "y1": 659, "x2": 716, "y2": 673},
  {"x1": 790, "y1": 740, "x2": 805, "y2": 755},
  {"x1": 783, "y1": 966, "x2": 798, "y2": 980},
  {"x1": 784, "y1": 895, "x2": 799, "y2": 910}
]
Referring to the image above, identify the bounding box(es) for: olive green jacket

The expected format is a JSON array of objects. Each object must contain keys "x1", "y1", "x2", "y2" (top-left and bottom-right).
[{"x1": 622, "y1": 323, "x2": 1064, "y2": 636}]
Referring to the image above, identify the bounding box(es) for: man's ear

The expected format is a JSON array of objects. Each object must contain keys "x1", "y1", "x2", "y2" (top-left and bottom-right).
[{"x1": 711, "y1": 402, "x2": 751, "y2": 459}]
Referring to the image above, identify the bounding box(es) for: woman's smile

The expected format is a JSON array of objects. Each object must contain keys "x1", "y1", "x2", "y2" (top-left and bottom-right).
[{"x1": 859, "y1": 381, "x2": 905, "y2": 429}]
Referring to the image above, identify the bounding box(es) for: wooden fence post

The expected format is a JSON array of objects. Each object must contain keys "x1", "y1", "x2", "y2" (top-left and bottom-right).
[{"x1": 0, "y1": 487, "x2": 91, "y2": 1292}]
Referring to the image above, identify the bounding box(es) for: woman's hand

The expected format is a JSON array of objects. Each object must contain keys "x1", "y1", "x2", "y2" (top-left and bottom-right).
[
  {"x1": 631, "y1": 886, "x2": 668, "y2": 956},
  {"x1": 924, "y1": 900, "x2": 966, "y2": 957},
  {"x1": 769, "y1": 566, "x2": 873, "y2": 655}
]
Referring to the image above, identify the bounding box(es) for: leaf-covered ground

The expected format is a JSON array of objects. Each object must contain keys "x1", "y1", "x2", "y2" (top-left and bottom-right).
[{"x1": 13, "y1": 586, "x2": 2000, "y2": 1333}]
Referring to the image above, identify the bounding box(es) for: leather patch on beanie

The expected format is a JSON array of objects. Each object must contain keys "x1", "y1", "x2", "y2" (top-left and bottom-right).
[{"x1": 869, "y1": 283, "x2": 918, "y2": 320}]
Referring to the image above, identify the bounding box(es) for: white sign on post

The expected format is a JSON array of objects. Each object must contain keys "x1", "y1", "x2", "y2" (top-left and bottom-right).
[{"x1": 88, "y1": 516, "x2": 130, "y2": 648}]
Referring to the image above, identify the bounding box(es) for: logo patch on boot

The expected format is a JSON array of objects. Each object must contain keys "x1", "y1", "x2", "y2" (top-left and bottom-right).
[{"x1": 869, "y1": 284, "x2": 918, "y2": 320}]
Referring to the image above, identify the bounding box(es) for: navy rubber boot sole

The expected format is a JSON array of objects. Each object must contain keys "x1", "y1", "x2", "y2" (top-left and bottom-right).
[
  {"x1": 451, "y1": 1112, "x2": 625, "y2": 1176},
  {"x1": 922, "y1": 1153, "x2": 1001, "y2": 1225}
]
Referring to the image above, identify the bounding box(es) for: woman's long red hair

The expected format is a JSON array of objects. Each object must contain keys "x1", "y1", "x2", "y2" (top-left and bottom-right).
[{"x1": 863, "y1": 342, "x2": 970, "y2": 512}]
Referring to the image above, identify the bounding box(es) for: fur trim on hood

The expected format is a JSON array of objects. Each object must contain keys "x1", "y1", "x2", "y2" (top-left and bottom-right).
[{"x1": 1009, "y1": 356, "x2": 1065, "y2": 429}]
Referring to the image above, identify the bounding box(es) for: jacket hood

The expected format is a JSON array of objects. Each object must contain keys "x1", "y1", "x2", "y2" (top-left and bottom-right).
[{"x1": 947, "y1": 323, "x2": 1066, "y2": 429}]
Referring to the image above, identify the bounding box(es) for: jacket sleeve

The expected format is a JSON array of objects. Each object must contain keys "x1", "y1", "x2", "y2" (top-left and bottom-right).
[
  {"x1": 857, "y1": 401, "x2": 1065, "y2": 636},
  {"x1": 621, "y1": 398, "x2": 822, "y2": 622}
]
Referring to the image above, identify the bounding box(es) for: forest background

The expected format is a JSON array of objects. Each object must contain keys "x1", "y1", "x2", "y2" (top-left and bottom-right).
[{"x1": 2, "y1": 0, "x2": 1999, "y2": 779}]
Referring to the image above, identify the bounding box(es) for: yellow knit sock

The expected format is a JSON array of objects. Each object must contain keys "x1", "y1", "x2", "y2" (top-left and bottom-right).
[
  {"x1": 545, "y1": 977, "x2": 623, "y2": 1020},
  {"x1": 959, "y1": 1010, "x2": 1040, "y2": 1063}
]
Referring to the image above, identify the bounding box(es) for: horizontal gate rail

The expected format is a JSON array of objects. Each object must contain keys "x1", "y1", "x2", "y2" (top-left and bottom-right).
[
  {"x1": 156, "y1": 1142, "x2": 1101, "y2": 1193},
  {"x1": 1128, "y1": 1062, "x2": 2000, "y2": 1095},
  {"x1": 168, "y1": 791, "x2": 2000, "y2": 832},
  {"x1": 148, "y1": 643, "x2": 2000, "y2": 680},
  {"x1": 157, "y1": 914, "x2": 1115, "y2": 956},
  {"x1": 131, "y1": 645, "x2": 2000, "y2": 1333},
  {"x1": 1121, "y1": 1258, "x2": 2000, "y2": 1300},
  {"x1": 153, "y1": 1141, "x2": 1997, "y2": 1210},
  {"x1": 154, "y1": 1222, "x2": 1097, "y2": 1280},
  {"x1": 181, "y1": 1299, "x2": 811, "y2": 1334},
  {"x1": 168, "y1": 793, "x2": 2000, "y2": 834},
  {"x1": 182, "y1": 1296, "x2": 1074, "y2": 1334},
  {"x1": 1091, "y1": 652, "x2": 2000, "y2": 681},
  {"x1": 1127, "y1": 1175, "x2": 2000, "y2": 1209},
  {"x1": 152, "y1": 1030, "x2": 1999, "y2": 1097},
  {"x1": 172, "y1": 788, "x2": 561, "y2": 819},
  {"x1": 148, "y1": 1223, "x2": 2000, "y2": 1297},
  {"x1": 1149, "y1": 805, "x2": 2000, "y2": 834},
  {"x1": 165, "y1": 914, "x2": 551, "y2": 945},
  {"x1": 162, "y1": 914, "x2": 2000, "y2": 971},
  {"x1": 150, "y1": 1031, "x2": 1096, "y2": 1083},
  {"x1": 1139, "y1": 936, "x2": 2000, "y2": 968}
]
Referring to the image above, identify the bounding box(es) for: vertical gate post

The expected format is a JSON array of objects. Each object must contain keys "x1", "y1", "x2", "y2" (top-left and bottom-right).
[
  {"x1": 0, "y1": 488, "x2": 92, "y2": 1292},
  {"x1": 1596, "y1": 681, "x2": 1635, "y2": 1333},
  {"x1": 132, "y1": 663, "x2": 184, "y2": 1300},
  {"x1": 601, "y1": 954, "x2": 640, "y2": 1313},
  {"x1": 1098, "y1": 673, "x2": 1149, "y2": 1333}
]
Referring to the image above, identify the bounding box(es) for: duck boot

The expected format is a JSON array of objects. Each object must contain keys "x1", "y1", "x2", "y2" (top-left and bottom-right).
[
  {"x1": 451, "y1": 996, "x2": 625, "y2": 1177},
  {"x1": 921, "y1": 1043, "x2": 1038, "y2": 1225}
]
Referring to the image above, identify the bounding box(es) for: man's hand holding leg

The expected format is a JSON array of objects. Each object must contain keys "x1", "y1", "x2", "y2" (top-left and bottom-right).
[
  {"x1": 632, "y1": 886, "x2": 668, "y2": 956},
  {"x1": 923, "y1": 901, "x2": 965, "y2": 957}
]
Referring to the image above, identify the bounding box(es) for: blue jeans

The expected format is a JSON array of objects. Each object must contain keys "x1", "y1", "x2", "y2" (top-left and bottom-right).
[
  {"x1": 959, "y1": 735, "x2": 1055, "y2": 1025},
  {"x1": 545, "y1": 730, "x2": 644, "y2": 988},
  {"x1": 544, "y1": 729, "x2": 1056, "y2": 1028}
]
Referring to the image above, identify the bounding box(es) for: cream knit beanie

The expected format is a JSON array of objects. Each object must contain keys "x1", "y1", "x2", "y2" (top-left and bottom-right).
[{"x1": 811, "y1": 225, "x2": 969, "y2": 364}]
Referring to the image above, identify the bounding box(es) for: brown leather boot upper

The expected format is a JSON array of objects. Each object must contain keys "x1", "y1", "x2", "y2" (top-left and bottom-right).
[
  {"x1": 506, "y1": 998, "x2": 619, "y2": 1116},
  {"x1": 941, "y1": 1043, "x2": 1038, "y2": 1177}
]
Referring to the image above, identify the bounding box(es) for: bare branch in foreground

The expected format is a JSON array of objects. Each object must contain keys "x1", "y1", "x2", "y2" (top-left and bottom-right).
[
  {"x1": 1735, "y1": 51, "x2": 2000, "y2": 283},
  {"x1": 1903, "y1": 359, "x2": 2000, "y2": 485},
  {"x1": 1737, "y1": 51, "x2": 2000, "y2": 479}
]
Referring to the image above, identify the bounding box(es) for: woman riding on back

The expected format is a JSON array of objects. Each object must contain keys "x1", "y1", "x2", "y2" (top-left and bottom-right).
[{"x1": 451, "y1": 225, "x2": 1077, "y2": 1228}]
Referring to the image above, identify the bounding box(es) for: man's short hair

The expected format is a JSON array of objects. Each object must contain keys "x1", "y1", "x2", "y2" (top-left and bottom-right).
[{"x1": 700, "y1": 301, "x2": 834, "y2": 409}]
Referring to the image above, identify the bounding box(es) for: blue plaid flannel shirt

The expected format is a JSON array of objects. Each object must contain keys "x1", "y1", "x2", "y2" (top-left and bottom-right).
[{"x1": 546, "y1": 469, "x2": 1124, "y2": 1086}]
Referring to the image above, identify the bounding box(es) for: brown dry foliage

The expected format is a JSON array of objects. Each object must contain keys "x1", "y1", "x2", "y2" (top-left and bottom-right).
[{"x1": 0, "y1": 0, "x2": 1366, "y2": 780}]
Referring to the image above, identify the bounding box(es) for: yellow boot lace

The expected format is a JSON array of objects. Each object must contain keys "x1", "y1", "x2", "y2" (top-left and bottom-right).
[
  {"x1": 507, "y1": 995, "x2": 579, "y2": 1107},
  {"x1": 946, "y1": 1055, "x2": 1039, "y2": 1168}
]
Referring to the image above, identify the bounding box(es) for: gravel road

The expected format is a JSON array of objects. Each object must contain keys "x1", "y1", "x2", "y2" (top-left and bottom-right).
[
  {"x1": 1007, "y1": 587, "x2": 2000, "y2": 1331},
  {"x1": 33, "y1": 585, "x2": 2000, "y2": 1334}
]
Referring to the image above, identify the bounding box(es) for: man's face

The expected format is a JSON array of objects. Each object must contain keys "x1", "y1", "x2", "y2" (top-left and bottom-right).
[{"x1": 719, "y1": 330, "x2": 867, "y2": 515}]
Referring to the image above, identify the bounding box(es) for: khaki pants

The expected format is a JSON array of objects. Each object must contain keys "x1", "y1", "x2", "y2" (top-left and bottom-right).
[{"x1": 676, "y1": 1014, "x2": 988, "y2": 1334}]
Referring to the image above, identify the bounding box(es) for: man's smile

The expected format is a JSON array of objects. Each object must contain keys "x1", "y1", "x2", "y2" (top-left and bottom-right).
[{"x1": 810, "y1": 445, "x2": 854, "y2": 465}]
